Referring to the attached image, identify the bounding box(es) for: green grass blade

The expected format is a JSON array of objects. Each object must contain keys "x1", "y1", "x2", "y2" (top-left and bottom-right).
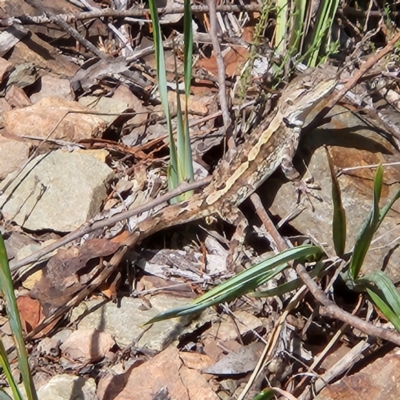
[
  {"x1": 148, "y1": 0, "x2": 178, "y2": 192},
  {"x1": 145, "y1": 245, "x2": 323, "y2": 324},
  {"x1": 0, "y1": 339, "x2": 23, "y2": 400},
  {"x1": 176, "y1": 0, "x2": 194, "y2": 200},
  {"x1": 289, "y1": 0, "x2": 307, "y2": 53},
  {"x1": 326, "y1": 149, "x2": 346, "y2": 257},
  {"x1": 252, "y1": 389, "x2": 275, "y2": 400},
  {"x1": 358, "y1": 271, "x2": 400, "y2": 316},
  {"x1": 145, "y1": 263, "x2": 289, "y2": 324},
  {"x1": 150, "y1": 0, "x2": 194, "y2": 202},
  {"x1": 253, "y1": 260, "x2": 326, "y2": 297},
  {"x1": 183, "y1": 0, "x2": 193, "y2": 100},
  {"x1": 181, "y1": 0, "x2": 195, "y2": 198},
  {"x1": 348, "y1": 165, "x2": 383, "y2": 280},
  {"x1": 367, "y1": 288, "x2": 400, "y2": 331},
  {"x1": 0, "y1": 392, "x2": 14, "y2": 400},
  {"x1": 378, "y1": 185, "x2": 400, "y2": 226},
  {"x1": 0, "y1": 234, "x2": 37, "y2": 400},
  {"x1": 274, "y1": 0, "x2": 288, "y2": 56},
  {"x1": 174, "y1": 77, "x2": 186, "y2": 180},
  {"x1": 306, "y1": 1, "x2": 339, "y2": 66}
]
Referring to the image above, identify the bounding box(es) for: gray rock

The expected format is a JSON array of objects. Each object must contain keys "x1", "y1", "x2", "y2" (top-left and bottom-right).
[
  {"x1": 74, "y1": 296, "x2": 193, "y2": 351},
  {"x1": 0, "y1": 136, "x2": 30, "y2": 180},
  {"x1": 0, "y1": 149, "x2": 114, "y2": 232},
  {"x1": 37, "y1": 375, "x2": 96, "y2": 400}
]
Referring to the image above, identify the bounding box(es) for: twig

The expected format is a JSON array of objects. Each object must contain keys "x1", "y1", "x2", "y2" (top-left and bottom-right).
[
  {"x1": 304, "y1": 30, "x2": 400, "y2": 135},
  {"x1": 1, "y1": 5, "x2": 263, "y2": 26},
  {"x1": 250, "y1": 193, "x2": 288, "y2": 252},
  {"x1": 10, "y1": 177, "x2": 212, "y2": 273},
  {"x1": 206, "y1": 0, "x2": 234, "y2": 149},
  {"x1": 24, "y1": 0, "x2": 109, "y2": 59},
  {"x1": 295, "y1": 262, "x2": 400, "y2": 346}
]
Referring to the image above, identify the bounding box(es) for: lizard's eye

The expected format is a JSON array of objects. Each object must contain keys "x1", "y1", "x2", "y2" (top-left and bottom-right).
[
  {"x1": 283, "y1": 117, "x2": 301, "y2": 128},
  {"x1": 283, "y1": 117, "x2": 292, "y2": 126},
  {"x1": 286, "y1": 99, "x2": 294, "y2": 106}
]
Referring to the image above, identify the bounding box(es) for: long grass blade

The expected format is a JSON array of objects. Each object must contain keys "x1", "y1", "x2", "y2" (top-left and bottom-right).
[
  {"x1": 306, "y1": 0, "x2": 339, "y2": 66},
  {"x1": 348, "y1": 165, "x2": 383, "y2": 280},
  {"x1": 274, "y1": 0, "x2": 288, "y2": 55},
  {"x1": 326, "y1": 148, "x2": 346, "y2": 257},
  {"x1": 253, "y1": 260, "x2": 326, "y2": 297},
  {"x1": 358, "y1": 271, "x2": 400, "y2": 316},
  {"x1": 148, "y1": 0, "x2": 178, "y2": 192},
  {"x1": 0, "y1": 390, "x2": 14, "y2": 400},
  {"x1": 0, "y1": 339, "x2": 23, "y2": 400},
  {"x1": 0, "y1": 234, "x2": 37, "y2": 400},
  {"x1": 367, "y1": 289, "x2": 400, "y2": 331},
  {"x1": 146, "y1": 245, "x2": 322, "y2": 324}
]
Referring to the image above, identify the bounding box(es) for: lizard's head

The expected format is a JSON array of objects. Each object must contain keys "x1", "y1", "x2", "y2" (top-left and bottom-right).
[{"x1": 280, "y1": 73, "x2": 337, "y2": 128}]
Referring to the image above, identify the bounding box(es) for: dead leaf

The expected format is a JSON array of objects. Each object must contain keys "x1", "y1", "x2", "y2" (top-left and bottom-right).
[
  {"x1": 17, "y1": 295, "x2": 57, "y2": 338},
  {"x1": 30, "y1": 239, "x2": 120, "y2": 314}
]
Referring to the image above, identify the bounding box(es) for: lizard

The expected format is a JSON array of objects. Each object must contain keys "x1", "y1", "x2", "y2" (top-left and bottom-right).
[
  {"x1": 25, "y1": 68, "x2": 338, "y2": 337},
  {"x1": 102, "y1": 68, "x2": 337, "y2": 273}
]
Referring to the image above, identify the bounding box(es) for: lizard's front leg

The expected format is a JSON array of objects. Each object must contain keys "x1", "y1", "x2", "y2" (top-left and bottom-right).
[
  {"x1": 280, "y1": 127, "x2": 320, "y2": 201},
  {"x1": 219, "y1": 206, "x2": 249, "y2": 272}
]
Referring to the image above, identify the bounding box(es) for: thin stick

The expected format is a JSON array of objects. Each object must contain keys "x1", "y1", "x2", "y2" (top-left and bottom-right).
[
  {"x1": 304, "y1": 30, "x2": 400, "y2": 134},
  {"x1": 10, "y1": 177, "x2": 212, "y2": 273},
  {"x1": 1, "y1": 5, "x2": 263, "y2": 26},
  {"x1": 206, "y1": 0, "x2": 234, "y2": 149}
]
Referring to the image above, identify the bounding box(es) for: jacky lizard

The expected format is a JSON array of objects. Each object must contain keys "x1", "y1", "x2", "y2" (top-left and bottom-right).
[{"x1": 109, "y1": 69, "x2": 337, "y2": 270}]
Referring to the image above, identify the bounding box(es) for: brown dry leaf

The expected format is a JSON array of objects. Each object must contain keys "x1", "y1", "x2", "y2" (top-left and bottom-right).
[
  {"x1": 242, "y1": 25, "x2": 254, "y2": 43},
  {"x1": 197, "y1": 46, "x2": 250, "y2": 78},
  {"x1": 224, "y1": 46, "x2": 250, "y2": 77},
  {"x1": 179, "y1": 351, "x2": 214, "y2": 371},
  {"x1": 30, "y1": 239, "x2": 120, "y2": 314},
  {"x1": 60, "y1": 328, "x2": 115, "y2": 364},
  {"x1": 16, "y1": 296, "x2": 57, "y2": 338},
  {"x1": 110, "y1": 230, "x2": 131, "y2": 245},
  {"x1": 197, "y1": 27, "x2": 253, "y2": 78},
  {"x1": 98, "y1": 272, "x2": 121, "y2": 299},
  {"x1": 166, "y1": 91, "x2": 212, "y2": 116}
]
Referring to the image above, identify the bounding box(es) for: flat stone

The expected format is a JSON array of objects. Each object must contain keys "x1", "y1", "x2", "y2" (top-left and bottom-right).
[
  {"x1": 30, "y1": 75, "x2": 75, "y2": 103},
  {"x1": 78, "y1": 96, "x2": 129, "y2": 125},
  {"x1": 4, "y1": 97, "x2": 107, "y2": 142},
  {"x1": 0, "y1": 135, "x2": 30, "y2": 180},
  {"x1": 37, "y1": 374, "x2": 96, "y2": 400},
  {"x1": 315, "y1": 349, "x2": 400, "y2": 400},
  {"x1": 74, "y1": 295, "x2": 192, "y2": 351},
  {"x1": 0, "y1": 149, "x2": 114, "y2": 232}
]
